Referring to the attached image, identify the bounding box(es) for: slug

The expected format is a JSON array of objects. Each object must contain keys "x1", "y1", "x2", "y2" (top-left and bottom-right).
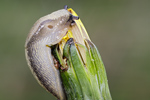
[{"x1": 25, "y1": 8, "x2": 78, "y2": 100}]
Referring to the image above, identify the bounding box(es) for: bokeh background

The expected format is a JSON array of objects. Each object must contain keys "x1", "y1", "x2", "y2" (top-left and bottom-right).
[{"x1": 0, "y1": 0, "x2": 150, "y2": 100}]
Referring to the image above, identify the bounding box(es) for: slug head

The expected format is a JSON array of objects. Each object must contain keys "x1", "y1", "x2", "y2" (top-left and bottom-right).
[{"x1": 25, "y1": 9, "x2": 79, "y2": 47}]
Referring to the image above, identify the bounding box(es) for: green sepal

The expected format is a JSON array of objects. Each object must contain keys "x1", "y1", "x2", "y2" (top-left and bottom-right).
[
  {"x1": 69, "y1": 39, "x2": 94, "y2": 100},
  {"x1": 51, "y1": 45, "x2": 73, "y2": 99},
  {"x1": 62, "y1": 38, "x2": 83, "y2": 100},
  {"x1": 85, "y1": 39, "x2": 112, "y2": 100},
  {"x1": 76, "y1": 43, "x2": 104, "y2": 100}
]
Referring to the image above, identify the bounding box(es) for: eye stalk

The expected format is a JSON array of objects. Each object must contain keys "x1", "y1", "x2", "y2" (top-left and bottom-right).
[
  {"x1": 68, "y1": 14, "x2": 79, "y2": 26},
  {"x1": 64, "y1": 5, "x2": 79, "y2": 25},
  {"x1": 64, "y1": 5, "x2": 68, "y2": 10},
  {"x1": 72, "y1": 15, "x2": 79, "y2": 20}
]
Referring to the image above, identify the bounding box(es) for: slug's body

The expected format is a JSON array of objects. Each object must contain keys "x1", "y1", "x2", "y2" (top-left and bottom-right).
[{"x1": 25, "y1": 9, "x2": 74, "y2": 100}]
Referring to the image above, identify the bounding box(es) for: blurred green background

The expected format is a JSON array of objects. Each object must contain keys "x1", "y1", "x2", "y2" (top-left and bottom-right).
[{"x1": 0, "y1": 0, "x2": 150, "y2": 100}]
